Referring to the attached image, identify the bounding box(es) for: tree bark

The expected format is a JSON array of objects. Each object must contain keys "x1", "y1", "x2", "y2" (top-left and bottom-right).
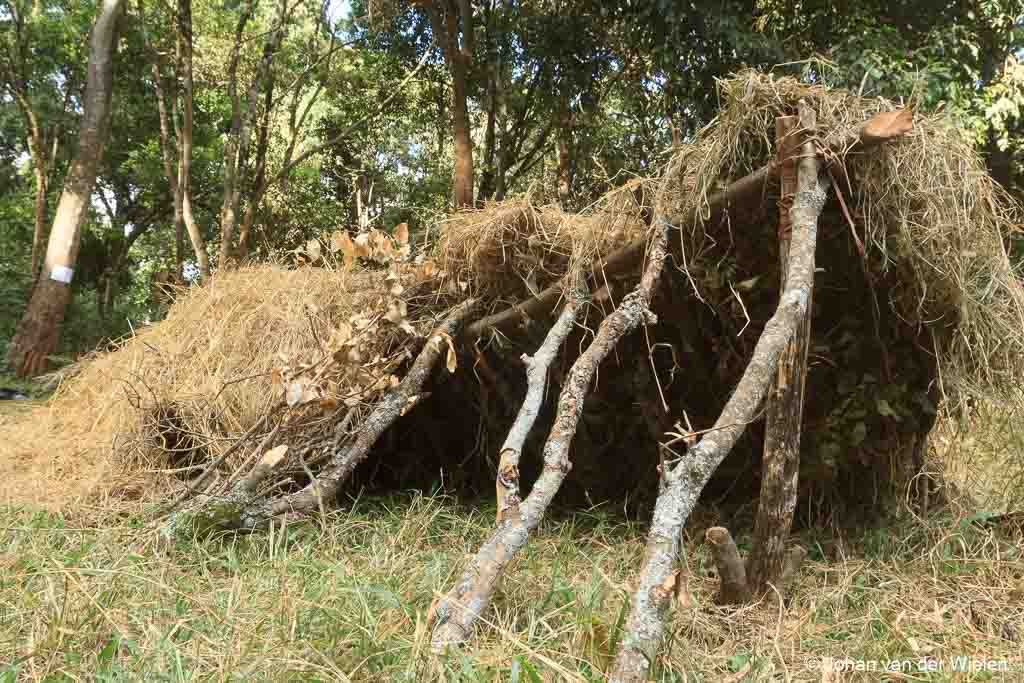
[
  {"x1": 236, "y1": 77, "x2": 274, "y2": 261},
  {"x1": 5, "y1": 0, "x2": 125, "y2": 377},
  {"x1": 477, "y1": 56, "x2": 498, "y2": 203},
  {"x1": 447, "y1": 10, "x2": 474, "y2": 208},
  {"x1": 217, "y1": 1, "x2": 255, "y2": 270},
  {"x1": 421, "y1": 0, "x2": 475, "y2": 208},
  {"x1": 608, "y1": 100, "x2": 831, "y2": 682},
  {"x1": 745, "y1": 114, "x2": 809, "y2": 598}
]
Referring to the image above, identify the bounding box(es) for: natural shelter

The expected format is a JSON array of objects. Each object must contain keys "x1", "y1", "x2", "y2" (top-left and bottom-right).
[{"x1": 2, "y1": 72, "x2": 1022, "y2": 678}]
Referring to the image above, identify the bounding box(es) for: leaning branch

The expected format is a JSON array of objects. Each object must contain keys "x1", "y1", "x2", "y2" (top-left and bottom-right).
[
  {"x1": 430, "y1": 215, "x2": 672, "y2": 650},
  {"x1": 495, "y1": 284, "x2": 584, "y2": 523},
  {"x1": 239, "y1": 299, "x2": 478, "y2": 526},
  {"x1": 608, "y1": 100, "x2": 831, "y2": 682}
]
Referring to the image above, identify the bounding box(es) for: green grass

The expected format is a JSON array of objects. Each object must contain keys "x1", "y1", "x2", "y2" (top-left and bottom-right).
[{"x1": 2, "y1": 494, "x2": 1023, "y2": 681}]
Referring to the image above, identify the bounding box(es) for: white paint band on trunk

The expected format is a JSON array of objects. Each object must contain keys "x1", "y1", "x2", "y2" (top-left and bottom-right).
[{"x1": 50, "y1": 265, "x2": 74, "y2": 284}]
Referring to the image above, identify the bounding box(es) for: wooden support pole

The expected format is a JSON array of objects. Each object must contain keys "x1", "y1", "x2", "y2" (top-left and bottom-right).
[
  {"x1": 608, "y1": 99, "x2": 834, "y2": 682},
  {"x1": 745, "y1": 111, "x2": 811, "y2": 597}
]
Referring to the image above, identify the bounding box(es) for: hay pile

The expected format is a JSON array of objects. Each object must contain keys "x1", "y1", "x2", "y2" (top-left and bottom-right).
[
  {"x1": 435, "y1": 180, "x2": 652, "y2": 300},
  {"x1": 0, "y1": 264, "x2": 438, "y2": 510}
]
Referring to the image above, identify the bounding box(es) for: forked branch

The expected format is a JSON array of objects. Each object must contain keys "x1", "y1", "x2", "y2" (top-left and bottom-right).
[{"x1": 496, "y1": 284, "x2": 585, "y2": 523}]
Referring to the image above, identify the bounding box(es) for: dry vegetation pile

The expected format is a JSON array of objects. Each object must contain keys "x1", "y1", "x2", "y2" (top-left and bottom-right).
[
  {"x1": 3, "y1": 72, "x2": 1023, "y2": 518},
  {"x1": 0, "y1": 240, "x2": 441, "y2": 510},
  {"x1": 435, "y1": 180, "x2": 652, "y2": 299},
  {"x1": 0, "y1": 72, "x2": 1019, "y2": 528}
]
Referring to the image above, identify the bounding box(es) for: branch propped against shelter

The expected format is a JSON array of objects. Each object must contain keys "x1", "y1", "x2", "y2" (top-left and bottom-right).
[
  {"x1": 496, "y1": 283, "x2": 585, "y2": 523},
  {"x1": 430, "y1": 216, "x2": 672, "y2": 651},
  {"x1": 233, "y1": 299, "x2": 479, "y2": 526},
  {"x1": 464, "y1": 108, "x2": 913, "y2": 340},
  {"x1": 609, "y1": 99, "x2": 832, "y2": 682}
]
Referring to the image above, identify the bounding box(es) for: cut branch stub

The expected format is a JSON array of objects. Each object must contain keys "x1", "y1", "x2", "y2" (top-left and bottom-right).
[
  {"x1": 608, "y1": 101, "x2": 833, "y2": 683},
  {"x1": 746, "y1": 110, "x2": 812, "y2": 598},
  {"x1": 430, "y1": 217, "x2": 672, "y2": 651},
  {"x1": 705, "y1": 527, "x2": 751, "y2": 605}
]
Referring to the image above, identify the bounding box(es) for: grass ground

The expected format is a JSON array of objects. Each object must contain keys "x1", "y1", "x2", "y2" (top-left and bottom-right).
[{"x1": 2, "y1": 492, "x2": 1023, "y2": 682}]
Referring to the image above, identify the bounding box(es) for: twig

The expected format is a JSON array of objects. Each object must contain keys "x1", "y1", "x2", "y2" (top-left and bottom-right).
[{"x1": 157, "y1": 404, "x2": 283, "y2": 516}]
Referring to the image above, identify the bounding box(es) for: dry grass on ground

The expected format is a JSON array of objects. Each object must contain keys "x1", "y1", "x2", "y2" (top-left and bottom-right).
[{"x1": 1, "y1": 492, "x2": 1022, "y2": 682}]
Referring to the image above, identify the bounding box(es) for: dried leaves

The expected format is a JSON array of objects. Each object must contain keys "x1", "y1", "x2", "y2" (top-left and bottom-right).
[
  {"x1": 304, "y1": 223, "x2": 412, "y2": 268},
  {"x1": 271, "y1": 222, "x2": 456, "y2": 416}
]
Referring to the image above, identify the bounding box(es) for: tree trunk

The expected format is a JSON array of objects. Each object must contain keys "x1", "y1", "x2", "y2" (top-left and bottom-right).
[
  {"x1": 217, "y1": 1, "x2": 255, "y2": 270},
  {"x1": 30, "y1": 161, "x2": 48, "y2": 279},
  {"x1": 5, "y1": 0, "x2": 124, "y2": 377},
  {"x1": 450, "y1": 52, "x2": 474, "y2": 208},
  {"x1": 745, "y1": 114, "x2": 809, "y2": 598},
  {"x1": 177, "y1": 0, "x2": 210, "y2": 280},
  {"x1": 237, "y1": 79, "x2": 274, "y2": 261},
  {"x1": 219, "y1": 0, "x2": 286, "y2": 269},
  {"x1": 494, "y1": 68, "x2": 507, "y2": 201},
  {"x1": 477, "y1": 64, "x2": 498, "y2": 203},
  {"x1": 556, "y1": 99, "x2": 574, "y2": 208},
  {"x1": 150, "y1": 47, "x2": 187, "y2": 282},
  {"x1": 9, "y1": 92, "x2": 50, "y2": 280},
  {"x1": 425, "y1": 1, "x2": 475, "y2": 208},
  {"x1": 477, "y1": 10, "x2": 499, "y2": 203}
]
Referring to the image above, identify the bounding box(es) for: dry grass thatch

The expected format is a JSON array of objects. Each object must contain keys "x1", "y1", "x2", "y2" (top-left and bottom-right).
[
  {"x1": 434, "y1": 179, "x2": 653, "y2": 300},
  {"x1": 0, "y1": 265, "x2": 438, "y2": 510},
  {"x1": 664, "y1": 70, "x2": 1024, "y2": 401}
]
